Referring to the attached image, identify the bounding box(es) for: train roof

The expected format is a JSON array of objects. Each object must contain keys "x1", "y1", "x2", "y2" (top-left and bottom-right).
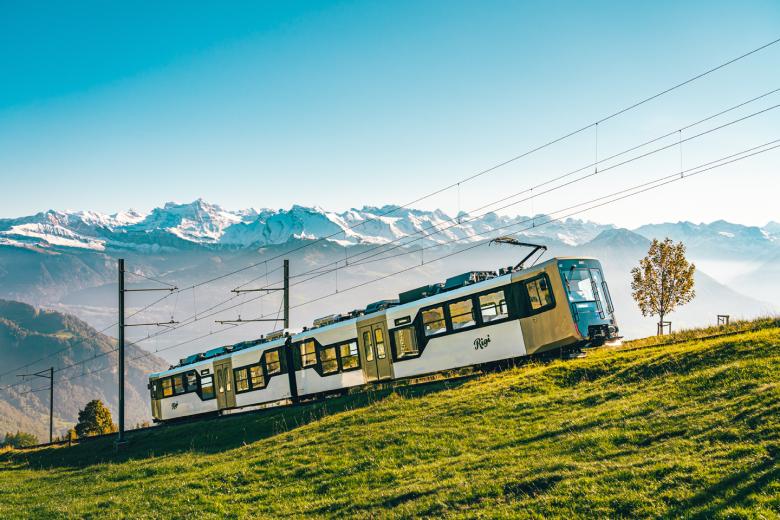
[{"x1": 151, "y1": 334, "x2": 288, "y2": 377}]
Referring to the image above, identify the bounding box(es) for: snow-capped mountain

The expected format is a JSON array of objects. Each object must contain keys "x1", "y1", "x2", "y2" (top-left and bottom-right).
[
  {"x1": 763, "y1": 221, "x2": 780, "y2": 242},
  {"x1": 634, "y1": 220, "x2": 779, "y2": 260},
  {"x1": 0, "y1": 199, "x2": 614, "y2": 252}
]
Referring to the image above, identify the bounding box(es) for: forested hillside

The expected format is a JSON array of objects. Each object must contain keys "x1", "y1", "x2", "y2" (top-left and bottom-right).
[{"x1": 0, "y1": 300, "x2": 168, "y2": 439}]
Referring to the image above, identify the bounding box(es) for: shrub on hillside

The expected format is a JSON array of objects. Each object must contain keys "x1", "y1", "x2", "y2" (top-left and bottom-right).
[{"x1": 1, "y1": 431, "x2": 39, "y2": 448}]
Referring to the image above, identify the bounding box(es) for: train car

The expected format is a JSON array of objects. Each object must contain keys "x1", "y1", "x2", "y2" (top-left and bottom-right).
[
  {"x1": 148, "y1": 256, "x2": 618, "y2": 422},
  {"x1": 148, "y1": 335, "x2": 293, "y2": 421}
]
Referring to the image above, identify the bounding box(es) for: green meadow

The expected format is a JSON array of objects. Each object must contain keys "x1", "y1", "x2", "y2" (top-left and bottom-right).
[{"x1": 1, "y1": 320, "x2": 778, "y2": 519}]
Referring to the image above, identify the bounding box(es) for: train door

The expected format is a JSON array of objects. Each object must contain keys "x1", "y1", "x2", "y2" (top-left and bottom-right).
[
  {"x1": 358, "y1": 316, "x2": 393, "y2": 382},
  {"x1": 149, "y1": 379, "x2": 162, "y2": 421},
  {"x1": 213, "y1": 359, "x2": 236, "y2": 410}
]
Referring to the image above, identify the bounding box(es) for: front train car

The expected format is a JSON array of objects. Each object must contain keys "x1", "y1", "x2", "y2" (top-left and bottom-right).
[
  {"x1": 555, "y1": 258, "x2": 619, "y2": 347},
  {"x1": 504, "y1": 256, "x2": 619, "y2": 355}
]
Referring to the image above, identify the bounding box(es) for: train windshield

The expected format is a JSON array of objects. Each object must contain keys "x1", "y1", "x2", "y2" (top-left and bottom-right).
[
  {"x1": 565, "y1": 268, "x2": 596, "y2": 302},
  {"x1": 561, "y1": 264, "x2": 615, "y2": 318}
]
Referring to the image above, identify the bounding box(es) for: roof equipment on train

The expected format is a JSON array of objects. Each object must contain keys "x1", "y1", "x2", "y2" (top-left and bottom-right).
[
  {"x1": 489, "y1": 237, "x2": 548, "y2": 271},
  {"x1": 265, "y1": 329, "x2": 287, "y2": 341},
  {"x1": 312, "y1": 312, "x2": 357, "y2": 328},
  {"x1": 442, "y1": 271, "x2": 497, "y2": 291},
  {"x1": 364, "y1": 299, "x2": 400, "y2": 314},
  {"x1": 313, "y1": 314, "x2": 342, "y2": 327},
  {"x1": 398, "y1": 283, "x2": 443, "y2": 304}
]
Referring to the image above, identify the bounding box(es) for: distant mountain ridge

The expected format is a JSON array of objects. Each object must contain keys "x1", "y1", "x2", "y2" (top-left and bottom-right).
[
  {"x1": 0, "y1": 300, "x2": 168, "y2": 439},
  {"x1": 2, "y1": 199, "x2": 778, "y2": 257},
  {"x1": 0, "y1": 199, "x2": 614, "y2": 251}
]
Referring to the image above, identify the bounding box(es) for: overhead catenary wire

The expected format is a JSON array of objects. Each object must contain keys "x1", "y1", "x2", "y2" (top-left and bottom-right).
[
  {"x1": 313, "y1": 138, "x2": 780, "y2": 273},
  {"x1": 236, "y1": 87, "x2": 780, "y2": 290},
  {"x1": 154, "y1": 37, "x2": 780, "y2": 297},
  {"x1": 277, "y1": 140, "x2": 780, "y2": 314},
  {"x1": 215, "y1": 95, "x2": 780, "y2": 294}
]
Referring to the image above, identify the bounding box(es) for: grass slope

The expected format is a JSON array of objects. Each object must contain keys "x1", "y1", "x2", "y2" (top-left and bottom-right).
[{"x1": 1, "y1": 322, "x2": 778, "y2": 519}]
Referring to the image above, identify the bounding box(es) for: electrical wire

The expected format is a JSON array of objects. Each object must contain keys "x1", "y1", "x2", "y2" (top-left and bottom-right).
[
  {"x1": 218, "y1": 88, "x2": 780, "y2": 295},
  {"x1": 159, "y1": 37, "x2": 780, "y2": 297}
]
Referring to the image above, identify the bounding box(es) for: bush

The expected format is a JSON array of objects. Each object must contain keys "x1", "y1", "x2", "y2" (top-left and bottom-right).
[{"x1": 1, "y1": 431, "x2": 39, "y2": 448}]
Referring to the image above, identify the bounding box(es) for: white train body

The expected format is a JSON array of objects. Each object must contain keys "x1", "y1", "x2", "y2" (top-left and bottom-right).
[{"x1": 149, "y1": 257, "x2": 619, "y2": 422}]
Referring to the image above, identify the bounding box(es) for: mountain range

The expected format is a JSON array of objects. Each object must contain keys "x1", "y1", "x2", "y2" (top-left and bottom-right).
[
  {"x1": 1, "y1": 199, "x2": 777, "y2": 257},
  {"x1": 0, "y1": 199, "x2": 625, "y2": 251}
]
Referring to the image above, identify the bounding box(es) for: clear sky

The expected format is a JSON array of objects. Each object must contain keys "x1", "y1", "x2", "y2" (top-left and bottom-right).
[{"x1": 1, "y1": 0, "x2": 778, "y2": 227}]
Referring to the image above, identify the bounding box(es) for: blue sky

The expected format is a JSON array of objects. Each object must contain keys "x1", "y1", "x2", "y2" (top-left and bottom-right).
[{"x1": 1, "y1": 0, "x2": 778, "y2": 227}]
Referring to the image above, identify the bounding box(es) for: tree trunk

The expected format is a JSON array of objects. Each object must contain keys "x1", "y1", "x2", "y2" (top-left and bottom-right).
[{"x1": 658, "y1": 313, "x2": 665, "y2": 336}]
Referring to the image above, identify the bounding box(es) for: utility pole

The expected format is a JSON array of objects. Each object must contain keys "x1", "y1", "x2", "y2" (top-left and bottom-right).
[
  {"x1": 117, "y1": 259, "x2": 178, "y2": 446},
  {"x1": 17, "y1": 367, "x2": 54, "y2": 444},
  {"x1": 283, "y1": 259, "x2": 289, "y2": 329},
  {"x1": 118, "y1": 258, "x2": 125, "y2": 443},
  {"x1": 49, "y1": 367, "x2": 53, "y2": 444},
  {"x1": 217, "y1": 258, "x2": 290, "y2": 328}
]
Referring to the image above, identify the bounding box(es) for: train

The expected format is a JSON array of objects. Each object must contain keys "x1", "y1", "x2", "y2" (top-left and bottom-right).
[{"x1": 148, "y1": 255, "x2": 619, "y2": 422}]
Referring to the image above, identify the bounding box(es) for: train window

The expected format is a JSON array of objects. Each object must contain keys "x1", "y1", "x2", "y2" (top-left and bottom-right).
[
  {"x1": 250, "y1": 365, "x2": 264, "y2": 388},
  {"x1": 374, "y1": 328, "x2": 387, "y2": 359},
  {"x1": 340, "y1": 342, "x2": 359, "y2": 369},
  {"x1": 526, "y1": 277, "x2": 553, "y2": 310},
  {"x1": 172, "y1": 375, "x2": 185, "y2": 395},
  {"x1": 565, "y1": 268, "x2": 596, "y2": 302},
  {"x1": 449, "y1": 299, "x2": 476, "y2": 330},
  {"x1": 300, "y1": 340, "x2": 317, "y2": 368},
  {"x1": 393, "y1": 326, "x2": 419, "y2": 358},
  {"x1": 186, "y1": 371, "x2": 198, "y2": 392},
  {"x1": 265, "y1": 350, "x2": 281, "y2": 375},
  {"x1": 363, "y1": 331, "x2": 375, "y2": 362},
  {"x1": 234, "y1": 368, "x2": 249, "y2": 392},
  {"x1": 161, "y1": 378, "x2": 173, "y2": 397},
  {"x1": 200, "y1": 376, "x2": 215, "y2": 400},
  {"x1": 479, "y1": 290, "x2": 508, "y2": 323},
  {"x1": 422, "y1": 306, "x2": 447, "y2": 336},
  {"x1": 601, "y1": 280, "x2": 614, "y2": 313},
  {"x1": 320, "y1": 346, "x2": 339, "y2": 374}
]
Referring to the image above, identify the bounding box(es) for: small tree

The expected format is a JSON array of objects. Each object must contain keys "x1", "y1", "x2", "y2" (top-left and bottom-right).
[
  {"x1": 631, "y1": 238, "x2": 696, "y2": 334},
  {"x1": 1, "y1": 431, "x2": 39, "y2": 448},
  {"x1": 75, "y1": 400, "x2": 115, "y2": 437}
]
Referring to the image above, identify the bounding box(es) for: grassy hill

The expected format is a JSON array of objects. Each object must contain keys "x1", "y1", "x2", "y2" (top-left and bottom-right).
[{"x1": 1, "y1": 320, "x2": 778, "y2": 518}]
